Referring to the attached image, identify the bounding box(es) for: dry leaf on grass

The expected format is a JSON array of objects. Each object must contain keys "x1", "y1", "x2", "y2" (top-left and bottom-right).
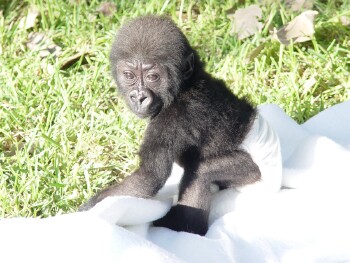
[
  {"x1": 340, "y1": 16, "x2": 350, "y2": 26},
  {"x1": 26, "y1": 32, "x2": 62, "y2": 58},
  {"x1": 19, "y1": 6, "x2": 40, "y2": 29},
  {"x1": 230, "y1": 5, "x2": 263, "y2": 40},
  {"x1": 40, "y1": 62, "x2": 55, "y2": 75},
  {"x1": 302, "y1": 75, "x2": 317, "y2": 94},
  {"x1": 246, "y1": 43, "x2": 266, "y2": 63},
  {"x1": 2, "y1": 131, "x2": 36, "y2": 157},
  {"x1": 96, "y1": 2, "x2": 116, "y2": 17},
  {"x1": 285, "y1": 0, "x2": 314, "y2": 11},
  {"x1": 60, "y1": 52, "x2": 91, "y2": 70},
  {"x1": 272, "y1": 10, "x2": 318, "y2": 45}
]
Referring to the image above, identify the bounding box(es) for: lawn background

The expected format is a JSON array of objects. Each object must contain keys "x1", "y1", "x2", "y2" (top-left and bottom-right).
[{"x1": 0, "y1": 0, "x2": 349, "y2": 217}]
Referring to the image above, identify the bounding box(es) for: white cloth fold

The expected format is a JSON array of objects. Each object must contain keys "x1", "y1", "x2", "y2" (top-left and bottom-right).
[{"x1": 1, "y1": 101, "x2": 350, "y2": 263}]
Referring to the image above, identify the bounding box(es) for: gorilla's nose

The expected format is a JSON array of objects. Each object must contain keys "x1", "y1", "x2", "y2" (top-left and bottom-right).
[
  {"x1": 130, "y1": 90, "x2": 148, "y2": 104},
  {"x1": 129, "y1": 90, "x2": 152, "y2": 113}
]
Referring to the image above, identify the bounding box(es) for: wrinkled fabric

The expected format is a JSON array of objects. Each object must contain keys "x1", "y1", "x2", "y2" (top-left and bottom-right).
[{"x1": 1, "y1": 101, "x2": 350, "y2": 263}]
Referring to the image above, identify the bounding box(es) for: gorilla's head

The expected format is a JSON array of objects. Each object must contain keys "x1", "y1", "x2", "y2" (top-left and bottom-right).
[{"x1": 110, "y1": 16, "x2": 197, "y2": 118}]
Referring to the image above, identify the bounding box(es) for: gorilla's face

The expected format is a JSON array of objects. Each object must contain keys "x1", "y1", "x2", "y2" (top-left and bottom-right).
[
  {"x1": 110, "y1": 16, "x2": 196, "y2": 119},
  {"x1": 115, "y1": 59, "x2": 167, "y2": 118}
]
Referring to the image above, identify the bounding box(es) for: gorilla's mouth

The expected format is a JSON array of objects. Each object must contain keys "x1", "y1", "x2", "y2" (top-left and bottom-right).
[{"x1": 134, "y1": 99, "x2": 163, "y2": 119}]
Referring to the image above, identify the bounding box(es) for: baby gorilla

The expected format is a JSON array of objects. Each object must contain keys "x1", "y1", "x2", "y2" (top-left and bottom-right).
[{"x1": 80, "y1": 16, "x2": 263, "y2": 235}]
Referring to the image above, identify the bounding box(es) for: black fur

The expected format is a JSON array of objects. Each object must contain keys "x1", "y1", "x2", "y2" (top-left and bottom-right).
[{"x1": 79, "y1": 16, "x2": 261, "y2": 236}]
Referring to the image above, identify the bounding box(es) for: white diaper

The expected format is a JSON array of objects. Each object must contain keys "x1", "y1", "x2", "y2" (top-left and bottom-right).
[
  {"x1": 158, "y1": 113, "x2": 283, "y2": 200},
  {"x1": 238, "y1": 113, "x2": 282, "y2": 193}
]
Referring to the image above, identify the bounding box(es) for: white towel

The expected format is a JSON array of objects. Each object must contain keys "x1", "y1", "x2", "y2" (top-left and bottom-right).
[{"x1": 1, "y1": 101, "x2": 350, "y2": 263}]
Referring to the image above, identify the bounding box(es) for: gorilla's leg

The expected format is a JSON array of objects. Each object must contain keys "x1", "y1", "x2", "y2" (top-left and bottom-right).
[{"x1": 153, "y1": 150, "x2": 261, "y2": 235}]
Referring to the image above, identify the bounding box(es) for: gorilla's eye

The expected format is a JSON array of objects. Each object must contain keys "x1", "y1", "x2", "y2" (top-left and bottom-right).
[
  {"x1": 123, "y1": 71, "x2": 135, "y2": 80},
  {"x1": 146, "y1": 73, "x2": 160, "y2": 82}
]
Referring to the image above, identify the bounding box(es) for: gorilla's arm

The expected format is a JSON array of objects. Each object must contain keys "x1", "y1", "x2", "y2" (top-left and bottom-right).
[{"x1": 79, "y1": 144, "x2": 174, "y2": 211}]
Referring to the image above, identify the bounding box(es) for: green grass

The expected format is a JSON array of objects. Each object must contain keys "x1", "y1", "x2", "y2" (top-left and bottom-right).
[{"x1": 0, "y1": 0, "x2": 349, "y2": 217}]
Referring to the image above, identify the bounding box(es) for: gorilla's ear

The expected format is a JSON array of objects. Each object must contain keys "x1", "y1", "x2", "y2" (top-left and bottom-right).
[{"x1": 183, "y1": 53, "x2": 194, "y2": 80}]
